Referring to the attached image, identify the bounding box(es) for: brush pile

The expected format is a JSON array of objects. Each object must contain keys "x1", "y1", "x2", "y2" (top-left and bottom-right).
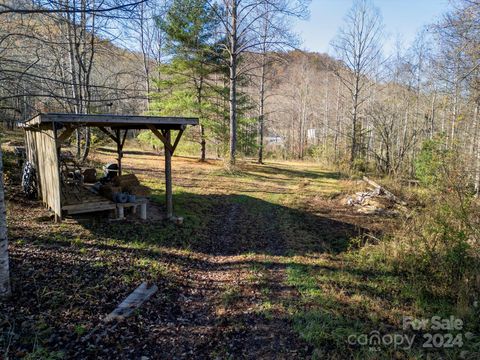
[{"x1": 344, "y1": 177, "x2": 407, "y2": 216}]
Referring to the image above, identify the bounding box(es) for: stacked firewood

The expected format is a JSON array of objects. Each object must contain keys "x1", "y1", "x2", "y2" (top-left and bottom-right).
[{"x1": 100, "y1": 174, "x2": 151, "y2": 200}]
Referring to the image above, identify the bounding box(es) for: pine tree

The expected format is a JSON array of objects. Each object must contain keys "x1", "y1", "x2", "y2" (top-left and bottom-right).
[{"x1": 152, "y1": 0, "x2": 221, "y2": 161}]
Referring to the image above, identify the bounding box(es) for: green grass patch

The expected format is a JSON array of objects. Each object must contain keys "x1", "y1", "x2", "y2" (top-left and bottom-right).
[{"x1": 221, "y1": 286, "x2": 241, "y2": 307}]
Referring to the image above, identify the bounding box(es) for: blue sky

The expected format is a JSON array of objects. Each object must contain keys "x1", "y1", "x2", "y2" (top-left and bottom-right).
[{"x1": 293, "y1": 0, "x2": 452, "y2": 55}]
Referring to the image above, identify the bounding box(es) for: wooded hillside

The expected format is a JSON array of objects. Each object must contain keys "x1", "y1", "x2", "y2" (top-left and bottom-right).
[{"x1": 1, "y1": 0, "x2": 478, "y2": 186}]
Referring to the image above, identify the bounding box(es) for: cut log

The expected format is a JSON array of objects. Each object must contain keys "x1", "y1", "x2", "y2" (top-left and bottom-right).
[
  {"x1": 104, "y1": 282, "x2": 158, "y2": 322},
  {"x1": 99, "y1": 185, "x2": 121, "y2": 200},
  {"x1": 127, "y1": 185, "x2": 151, "y2": 197},
  {"x1": 82, "y1": 168, "x2": 97, "y2": 183},
  {"x1": 362, "y1": 176, "x2": 407, "y2": 206},
  {"x1": 112, "y1": 174, "x2": 140, "y2": 187}
]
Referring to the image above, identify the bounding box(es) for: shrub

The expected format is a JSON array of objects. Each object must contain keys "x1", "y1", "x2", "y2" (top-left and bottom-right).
[
  {"x1": 352, "y1": 157, "x2": 371, "y2": 173},
  {"x1": 414, "y1": 136, "x2": 451, "y2": 187},
  {"x1": 359, "y1": 151, "x2": 480, "y2": 324}
]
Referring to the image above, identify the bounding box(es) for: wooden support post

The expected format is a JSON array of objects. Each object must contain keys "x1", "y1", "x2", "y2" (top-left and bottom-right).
[
  {"x1": 114, "y1": 129, "x2": 128, "y2": 176},
  {"x1": 139, "y1": 203, "x2": 147, "y2": 220},
  {"x1": 116, "y1": 129, "x2": 122, "y2": 176},
  {"x1": 53, "y1": 124, "x2": 62, "y2": 222},
  {"x1": 164, "y1": 129, "x2": 173, "y2": 219},
  {"x1": 148, "y1": 126, "x2": 179, "y2": 220},
  {"x1": 117, "y1": 205, "x2": 125, "y2": 220}
]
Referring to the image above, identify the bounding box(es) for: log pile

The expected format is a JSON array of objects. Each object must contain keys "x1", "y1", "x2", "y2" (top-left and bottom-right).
[
  {"x1": 362, "y1": 177, "x2": 407, "y2": 206},
  {"x1": 99, "y1": 185, "x2": 121, "y2": 201},
  {"x1": 100, "y1": 174, "x2": 151, "y2": 199},
  {"x1": 128, "y1": 185, "x2": 151, "y2": 197},
  {"x1": 112, "y1": 174, "x2": 139, "y2": 188}
]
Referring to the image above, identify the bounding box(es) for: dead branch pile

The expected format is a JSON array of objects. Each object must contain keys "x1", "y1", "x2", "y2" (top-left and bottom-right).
[{"x1": 344, "y1": 177, "x2": 408, "y2": 216}]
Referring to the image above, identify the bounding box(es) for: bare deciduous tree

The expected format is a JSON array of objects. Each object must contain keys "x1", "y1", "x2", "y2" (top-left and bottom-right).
[
  {"x1": 252, "y1": 0, "x2": 308, "y2": 164},
  {"x1": 331, "y1": 0, "x2": 384, "y2": 168},
  {"x1": 0, "y1": 0, "x2": 149, "y2": 299},
  {"x1": 207, "y1": 0, "x2": 309, "y2": 167}
]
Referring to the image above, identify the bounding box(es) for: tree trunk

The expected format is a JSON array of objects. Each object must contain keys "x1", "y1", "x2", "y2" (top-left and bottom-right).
[
  {"x1": 0, "y1": 145, "x2": 11, "y2": 298},
  {"x1": 334, "y1": 77, "x2": 341, "y2": 163},
  {"x1": 349, "y1": 67, "x2": 362, "y2": 168},
  {"x1": 323, "y1": 72, "x2": 329, "y2": 152},
  {"x1": 81, "y1": 127, "x2": 91, "y2": 163},
  {"x1": 139, "y1": 1, "x2": 151, "y2": 111},
  {"x1": 80, "y1": 2, "x2": 95, "y2": 162},
  {"x1": 228, "y1": 0, "x2": 238, "y2": 168},
  {"x1": 200, "y1": 125, "x2": 206, "y2": 162},
  {"x1": 474, "y1": 104, "x2": 480, "y2": 197},
  {"x1": 258, "y1": 52, "x2": 266, "y2": 164},
  {"x1": 65, "y1": 0, "x2": 80, "y2": 115},
  {"x1": 228, "y1": 64, "x2": 237, "y2": 166},
  {"x1": 430, "y1": 92, "x2": 436, "y2": 139},
  {"x1": 451, "y1": 83, "x2": 459, "y2": 148},
  {"x1": 299, "y1": 97, "x2": 307, "y2": 160}
]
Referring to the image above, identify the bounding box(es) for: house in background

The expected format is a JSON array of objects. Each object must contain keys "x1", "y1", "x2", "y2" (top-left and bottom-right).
[
  {"x1": 265, "y1": 134, "x2": 284, "y2": 147},
  {"x1": 307, "y1": 128, "x2": 317, "y2": 144}
]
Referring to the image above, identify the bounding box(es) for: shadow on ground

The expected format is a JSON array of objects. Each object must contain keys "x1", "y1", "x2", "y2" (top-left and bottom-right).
[
  {"x1": 83, "y1": 192, "x2": 368, "y2": 257},
  {"x1": 2, "y1": 189, "x2": 386, "y2": 359},
  {"x1": 241, "y1": 163, "x2": 343, "y2": 181}
]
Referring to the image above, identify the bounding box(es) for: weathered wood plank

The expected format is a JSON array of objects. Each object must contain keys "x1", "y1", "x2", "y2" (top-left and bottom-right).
[
  {"x1": 104, "y1": 282, "x2": 158, "y2": 322},
  {"x1": 62, "y1": 202, "x2": 116, "y2": 214},
  {"x1": 25, "y1": 125, "x2": 62, "y2": 220},
  {"x1": 362, "y1": 176, "x2": 407, "y2": 206}
]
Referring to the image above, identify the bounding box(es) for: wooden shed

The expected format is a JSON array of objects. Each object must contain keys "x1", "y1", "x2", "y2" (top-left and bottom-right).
[{"x1": 21, "y1": 113, "x2": 198, "y2": 221}]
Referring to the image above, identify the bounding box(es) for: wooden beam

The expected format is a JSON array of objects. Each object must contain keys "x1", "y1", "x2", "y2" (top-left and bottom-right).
[
  {"x1": 98, "y1": 126, "x2": 119, "y2": 143},
  {"x1": 164, "y1": 129, "x2": 173, "y2": 219},
  {"x1": 39, "y1": 113, "x2": 198, "y2": 126},
  {"x1": 56, "y1": 125, "x2": 76, "y2": 144},
  {"x1": 171, "y1": 129, "x2": 184, "y2": 154},
  {"x1": 115, "y1": 129, "x2": 123, "y2": 176},
  {"x1": 147, "y1": 124, "x2": 174, "y2": 154},
  {"x1": 121, "y1": 129, "x2": 128, "y2": 148}
]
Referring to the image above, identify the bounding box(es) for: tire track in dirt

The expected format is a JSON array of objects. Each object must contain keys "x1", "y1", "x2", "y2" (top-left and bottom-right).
[{"x1": 167, "y1": 199, "x2": 311, "y2": 358}]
